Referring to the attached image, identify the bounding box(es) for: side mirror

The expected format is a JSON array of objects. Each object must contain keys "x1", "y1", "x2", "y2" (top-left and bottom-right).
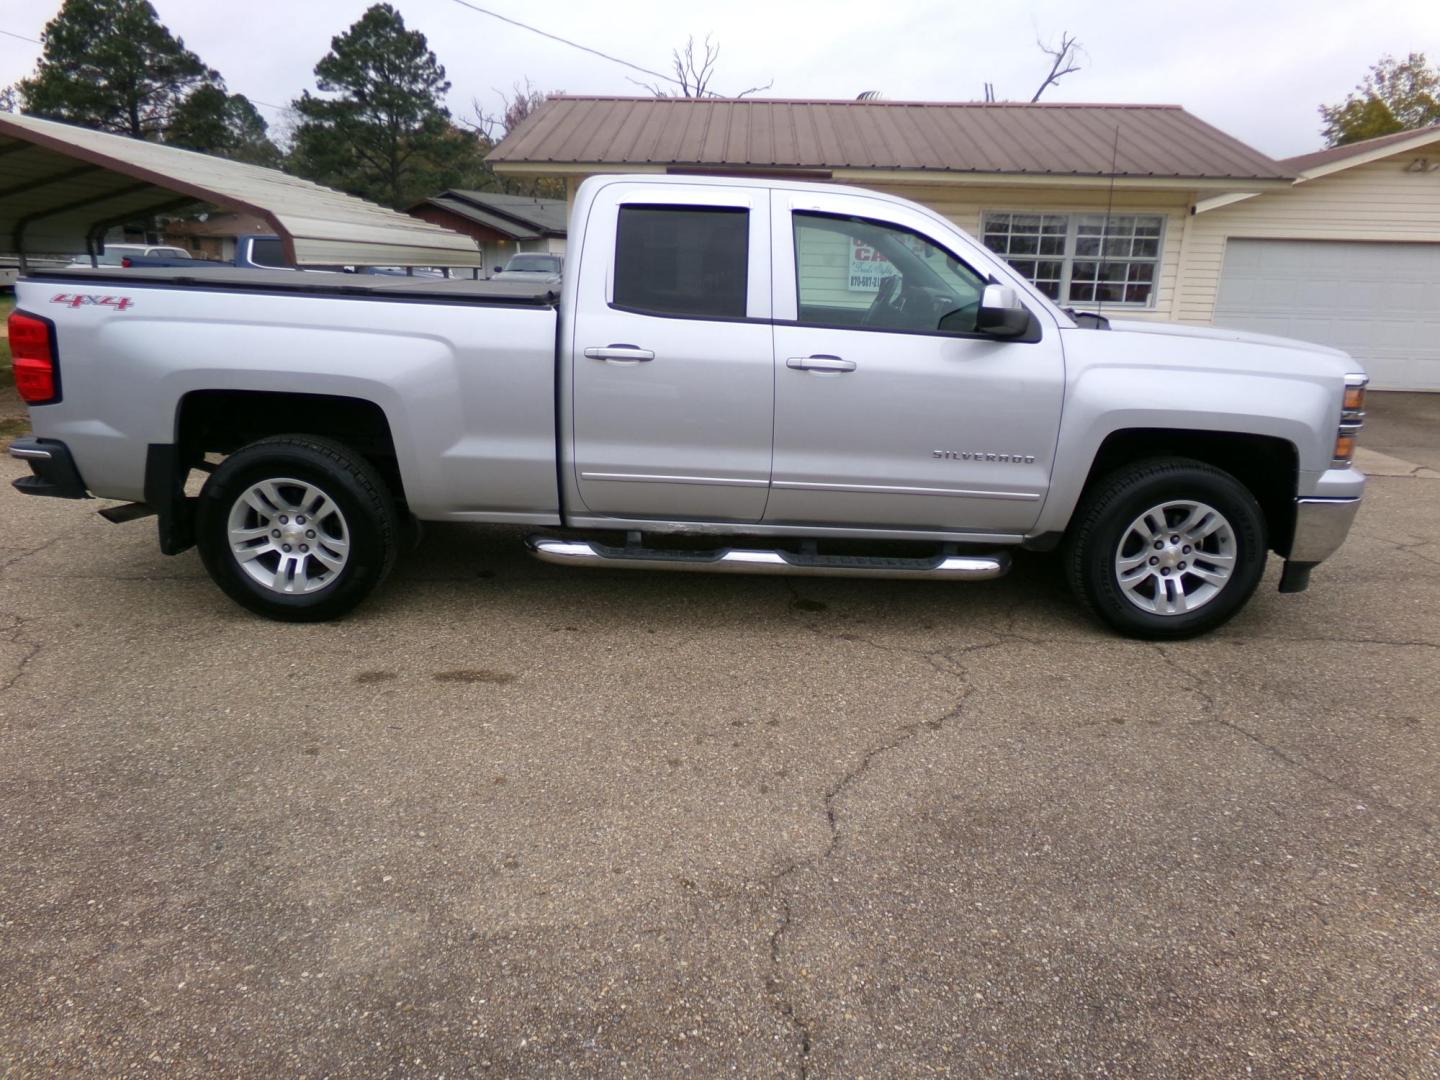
[{"x1": 976, "y1": 284, "x2": 1032, "y2": 338}]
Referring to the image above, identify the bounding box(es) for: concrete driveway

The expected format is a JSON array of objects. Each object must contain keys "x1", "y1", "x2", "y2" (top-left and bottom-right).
[{"x1": 1, "y1": 398, "x2": 1437, "y2": 1077}]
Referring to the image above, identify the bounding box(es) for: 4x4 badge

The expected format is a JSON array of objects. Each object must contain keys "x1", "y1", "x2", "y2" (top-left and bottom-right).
[{"x1": 50, "y1": 293, "x2": 134, "y2": 310}]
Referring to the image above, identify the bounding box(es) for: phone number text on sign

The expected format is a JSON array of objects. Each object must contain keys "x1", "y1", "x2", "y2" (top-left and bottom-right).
[{"x1": 848, "y1": 240, "x2": 896, "y2": 292}]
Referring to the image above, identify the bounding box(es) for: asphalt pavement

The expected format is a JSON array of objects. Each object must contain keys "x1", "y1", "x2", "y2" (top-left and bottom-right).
[{"x1": 1, "y1": 395, "x2": 1437, "y2": 1077}]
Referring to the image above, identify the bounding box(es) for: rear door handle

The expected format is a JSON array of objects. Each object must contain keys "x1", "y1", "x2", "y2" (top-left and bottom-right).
[
  {"x1": 584, "y1": 345, "x2": 655, "y2": 362},
  {"x1": 786, "y1": 355, "x2": 856, "y2": 373}
]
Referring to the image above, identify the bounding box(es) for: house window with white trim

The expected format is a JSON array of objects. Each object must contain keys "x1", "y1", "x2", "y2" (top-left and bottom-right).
[{"x1": 981, "y1": 212, "x2": 1164, "y2": 307}]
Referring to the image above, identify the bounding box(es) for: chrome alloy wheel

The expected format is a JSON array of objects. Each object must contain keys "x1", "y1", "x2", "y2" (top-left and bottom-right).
[
  {"x1": 226, "y1": 477, "x2": 350, "y2": 594},
  {"x1": 1113, "y1": 499, "x2": 1237, "y2": 616}
]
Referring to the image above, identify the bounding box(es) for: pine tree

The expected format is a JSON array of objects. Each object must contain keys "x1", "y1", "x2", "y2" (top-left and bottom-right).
[
  {"x1": 289, "y1": 4, "x2": 484, "y2": 208},
  {"x1": 17, "y1": 0, "x2": 220, "y2": 140}
]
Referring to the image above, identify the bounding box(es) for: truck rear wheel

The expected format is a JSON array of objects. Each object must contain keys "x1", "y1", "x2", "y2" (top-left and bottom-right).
[
  {"x1": 196, "y1": 436, "x2": 399, "y2": 621},
  {"x1": 1064, "y1": 458, "x2": 1267, "y2": 639}
]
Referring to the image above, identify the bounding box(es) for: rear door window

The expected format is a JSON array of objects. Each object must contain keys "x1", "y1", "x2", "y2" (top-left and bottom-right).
[{"x1": 614, "y1": 205, "x2": 749, "y2": 319}]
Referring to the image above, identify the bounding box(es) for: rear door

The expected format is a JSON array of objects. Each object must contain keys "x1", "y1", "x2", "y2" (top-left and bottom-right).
[
  {"x1": 766, "y1": 189, "x2": 1065, "y2": 534},
  {"x1": 567, "y1": 182, "x2": 774, "y2": 521}
]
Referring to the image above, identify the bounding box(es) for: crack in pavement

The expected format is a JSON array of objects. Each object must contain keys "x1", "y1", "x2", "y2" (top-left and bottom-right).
[
  {"x1": 759, "y1": 580, "x2": 1022, "y2": 1074},
  {"x1": 1221, "y1": 633, "x2": 1440, "y2": 652},
  {"x1": 756, "y1": 594, "x2": 1439, "y2": 1071},
  {"x1": 764, "y1": 894, "x2": 812, "y2": 1077},
  {"x1": 0, "y1": 525, "x2": 94, "y2": 698},
  {"x1": 0, "y1": 610, "x2": 43, "y2": 695},
  {"x1": 1353, "y1": 528, "x2": 1440, "y2": 571},
  {"x1": 1153, "y1": 643, "x2": 1435, "y2": 836},
  {"x1": 0, "y1": 530, "x2": 76, "y2": 575}
]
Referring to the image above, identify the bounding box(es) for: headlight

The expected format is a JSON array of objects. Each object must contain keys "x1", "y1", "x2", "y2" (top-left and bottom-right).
[{"x1": 1333, "y1": 374, "x2": 1367, "y2": 466}]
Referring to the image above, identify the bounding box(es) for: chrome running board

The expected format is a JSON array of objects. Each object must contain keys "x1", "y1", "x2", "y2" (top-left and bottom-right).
[{"x1": 525, "y1": 536, "x2": 1010, "y2": 581}]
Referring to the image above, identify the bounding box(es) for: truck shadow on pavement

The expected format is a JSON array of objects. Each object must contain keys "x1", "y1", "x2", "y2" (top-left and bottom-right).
[{"x1": 379, "y1": 522, "x2": 1090, "y2": 638}]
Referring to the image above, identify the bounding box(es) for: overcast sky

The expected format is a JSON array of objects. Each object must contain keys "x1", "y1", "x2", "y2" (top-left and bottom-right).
[{"x1": 2, "y1": 0, "x2": 1437, "y2": 158}]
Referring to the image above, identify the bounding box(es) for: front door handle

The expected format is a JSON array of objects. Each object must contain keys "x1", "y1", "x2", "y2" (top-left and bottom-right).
[
  {"x1": 584, "y1": 345, "x2": 655, "y2": 362},
  {"x1": 786, "y1": 355, "x2": 856, "y2": 373}
]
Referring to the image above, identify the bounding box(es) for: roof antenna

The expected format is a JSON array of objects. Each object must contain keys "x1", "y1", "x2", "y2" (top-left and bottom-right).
[{"x1": 1095, "y1": 124, "x2": 1120, "y2": 320}]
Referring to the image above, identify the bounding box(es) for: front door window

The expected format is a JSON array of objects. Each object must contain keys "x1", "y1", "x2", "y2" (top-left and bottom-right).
[{"x1": 793, "y1": 212, "x2": 987, "y2": 334}]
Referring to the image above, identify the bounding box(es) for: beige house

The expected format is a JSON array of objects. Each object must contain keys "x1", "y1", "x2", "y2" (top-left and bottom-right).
[
  {"x1": 490, "y1": 98, "x2": 1440, "y2": 391},
  {"x1": 1180, "y1": 125, "x2": 1440, "y2": 391}
]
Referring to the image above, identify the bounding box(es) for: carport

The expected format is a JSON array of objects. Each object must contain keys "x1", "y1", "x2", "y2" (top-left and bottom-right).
[{"x1": 0, "y1": 112, "x2": 483, "y2": 269}]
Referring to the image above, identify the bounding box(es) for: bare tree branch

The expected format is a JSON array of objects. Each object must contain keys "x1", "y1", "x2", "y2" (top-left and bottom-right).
[
  {"x1": 468, "y1": 78, "x2": 549, "y2": 141},
  {"x1": 632, "y1": 34, "x2": 772, "y2": 98},
  {"x1": 1031, "y1": 31, "x2": 1083, "y2": 102},
  {"x1": 465, "y1": 79, "x2": 563, "y2": 197}
]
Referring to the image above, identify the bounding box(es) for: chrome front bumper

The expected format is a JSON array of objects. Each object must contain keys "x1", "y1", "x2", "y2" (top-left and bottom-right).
[{"x1": 1289, "y1": 496, "x2": 1362, "y2": 563}]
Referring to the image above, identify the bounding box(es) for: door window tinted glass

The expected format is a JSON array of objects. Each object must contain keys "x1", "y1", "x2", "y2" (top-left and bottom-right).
[
  {"x1": 615, "y1": 205, "x2": 748, "y2": 318},
  {"x1": 794, "y1": 212, "x2": 986, "y2": 333}
]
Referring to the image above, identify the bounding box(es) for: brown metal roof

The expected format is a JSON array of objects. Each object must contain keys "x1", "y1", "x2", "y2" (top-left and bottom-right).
[
  {"x1": 488, "y1": 96, "x2": 1290, "y2": 181},
  {"x1": 1281, "y1": 123, "x2": 1440, "y2": 173},
  {"x1": 417, "y1": 191, "x2": 569, "y2": 237}
]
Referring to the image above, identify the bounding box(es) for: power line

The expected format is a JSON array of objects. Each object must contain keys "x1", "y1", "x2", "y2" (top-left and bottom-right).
[
  {"x1": 2, "y1": 22, "x2": 291, "y2": 117},
  {"x1": 1, "y1": 21, "x2": 286, "y2": 116},
  {"x1": 444, "y1": 0, "x2": 678, "y2": 87}
]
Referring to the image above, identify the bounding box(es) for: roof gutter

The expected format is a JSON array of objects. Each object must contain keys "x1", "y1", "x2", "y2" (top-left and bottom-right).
[{"x1": 490, "y1": 160, "x2": 1293, "y2": 192}]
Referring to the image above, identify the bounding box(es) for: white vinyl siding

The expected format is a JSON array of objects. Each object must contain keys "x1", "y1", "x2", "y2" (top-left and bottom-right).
[
  {"x1": 795, "y1": 224, "x2": 870, "y2": 310},
  {"x1": 1177, "y1": 156, "x2": 1440, "y2": 325}
]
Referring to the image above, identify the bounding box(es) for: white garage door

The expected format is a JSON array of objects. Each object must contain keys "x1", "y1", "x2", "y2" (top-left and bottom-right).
[{"x1": 1214, "y1": 239, "x2": 1440, "y2": 391}]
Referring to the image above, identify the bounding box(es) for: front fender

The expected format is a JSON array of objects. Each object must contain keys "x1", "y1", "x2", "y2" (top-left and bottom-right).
[{"x1": 1034, "y1": 365, "x2": 1333, "y2": 536}]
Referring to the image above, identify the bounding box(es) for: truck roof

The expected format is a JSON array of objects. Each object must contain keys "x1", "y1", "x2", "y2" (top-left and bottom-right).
[{"x1": 28, "y1": 266, "x2": 557, "y2": 307}]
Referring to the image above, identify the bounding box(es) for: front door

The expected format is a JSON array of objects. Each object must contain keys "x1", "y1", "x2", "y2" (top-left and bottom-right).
[
  {"x1": 569, "y1": 185, "x2": 774, "y2": 522},
  {"x1": 766, "y1": 192, "x2": 1065, "y2": 534}
]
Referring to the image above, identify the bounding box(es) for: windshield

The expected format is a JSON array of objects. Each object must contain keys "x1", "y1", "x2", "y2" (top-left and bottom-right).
[{"x1": 505, "y1": 254, "x2": 561, "y2": 273}]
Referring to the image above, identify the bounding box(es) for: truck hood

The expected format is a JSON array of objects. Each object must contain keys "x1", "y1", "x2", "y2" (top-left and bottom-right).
[{"x1": 1103, "y1": 317, "x2": 1351, "y2": 360}]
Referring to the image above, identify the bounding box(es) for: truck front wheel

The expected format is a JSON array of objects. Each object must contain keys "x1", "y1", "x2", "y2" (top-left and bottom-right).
[
  {"x1": 1064, "y1": 458, "x2": 1267, "y2": 639},
  {"x1": 196, "y1": 436, "x2": 399, "y2": 621}
]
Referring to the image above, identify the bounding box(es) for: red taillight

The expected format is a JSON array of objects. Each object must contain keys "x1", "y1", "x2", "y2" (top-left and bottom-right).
[
  {"x1": 121, "y1": 256, "x2": 133, "y2": 268},
  {"x1": 9, "y1": 311, "x2": 60, "y2": 405}
]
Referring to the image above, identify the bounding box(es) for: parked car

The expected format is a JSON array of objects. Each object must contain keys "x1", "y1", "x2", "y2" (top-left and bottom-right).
[
  {"x1": 493, "y1": 252, "x2": 562, "y2": 282},
  {"x1": 8, "y1": 175, "x2": 1367, "y2": 637},
  {"x1": 68, "y1": 236, "x2": 449, "y2": 275},
  {"x1": 67, "y1": 243, "x2": 194, "y2": 267}
]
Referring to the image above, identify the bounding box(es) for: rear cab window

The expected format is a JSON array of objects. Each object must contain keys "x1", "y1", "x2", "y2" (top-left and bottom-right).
[{"x1": 613, "y1": 205, "x2": 750, "y2": 319}]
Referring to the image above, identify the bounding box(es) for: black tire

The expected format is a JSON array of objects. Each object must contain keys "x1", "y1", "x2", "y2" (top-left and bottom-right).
[
  {"x1": 196, "y1": 435, "x2": 399, "y2": 622},
  {"x1": 1064, "y1": 457, "x2": 1267, "y2": 639}
]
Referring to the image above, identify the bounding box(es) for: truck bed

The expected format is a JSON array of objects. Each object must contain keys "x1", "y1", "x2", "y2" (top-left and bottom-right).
[{"x1": 29, "y1": 266, "x2": 558, "y2": 307}]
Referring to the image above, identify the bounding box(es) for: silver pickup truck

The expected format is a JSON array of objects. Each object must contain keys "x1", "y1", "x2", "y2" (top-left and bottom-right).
[{"x1": 7, "y1": 175, "x2": 1367, "y2": 638}]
